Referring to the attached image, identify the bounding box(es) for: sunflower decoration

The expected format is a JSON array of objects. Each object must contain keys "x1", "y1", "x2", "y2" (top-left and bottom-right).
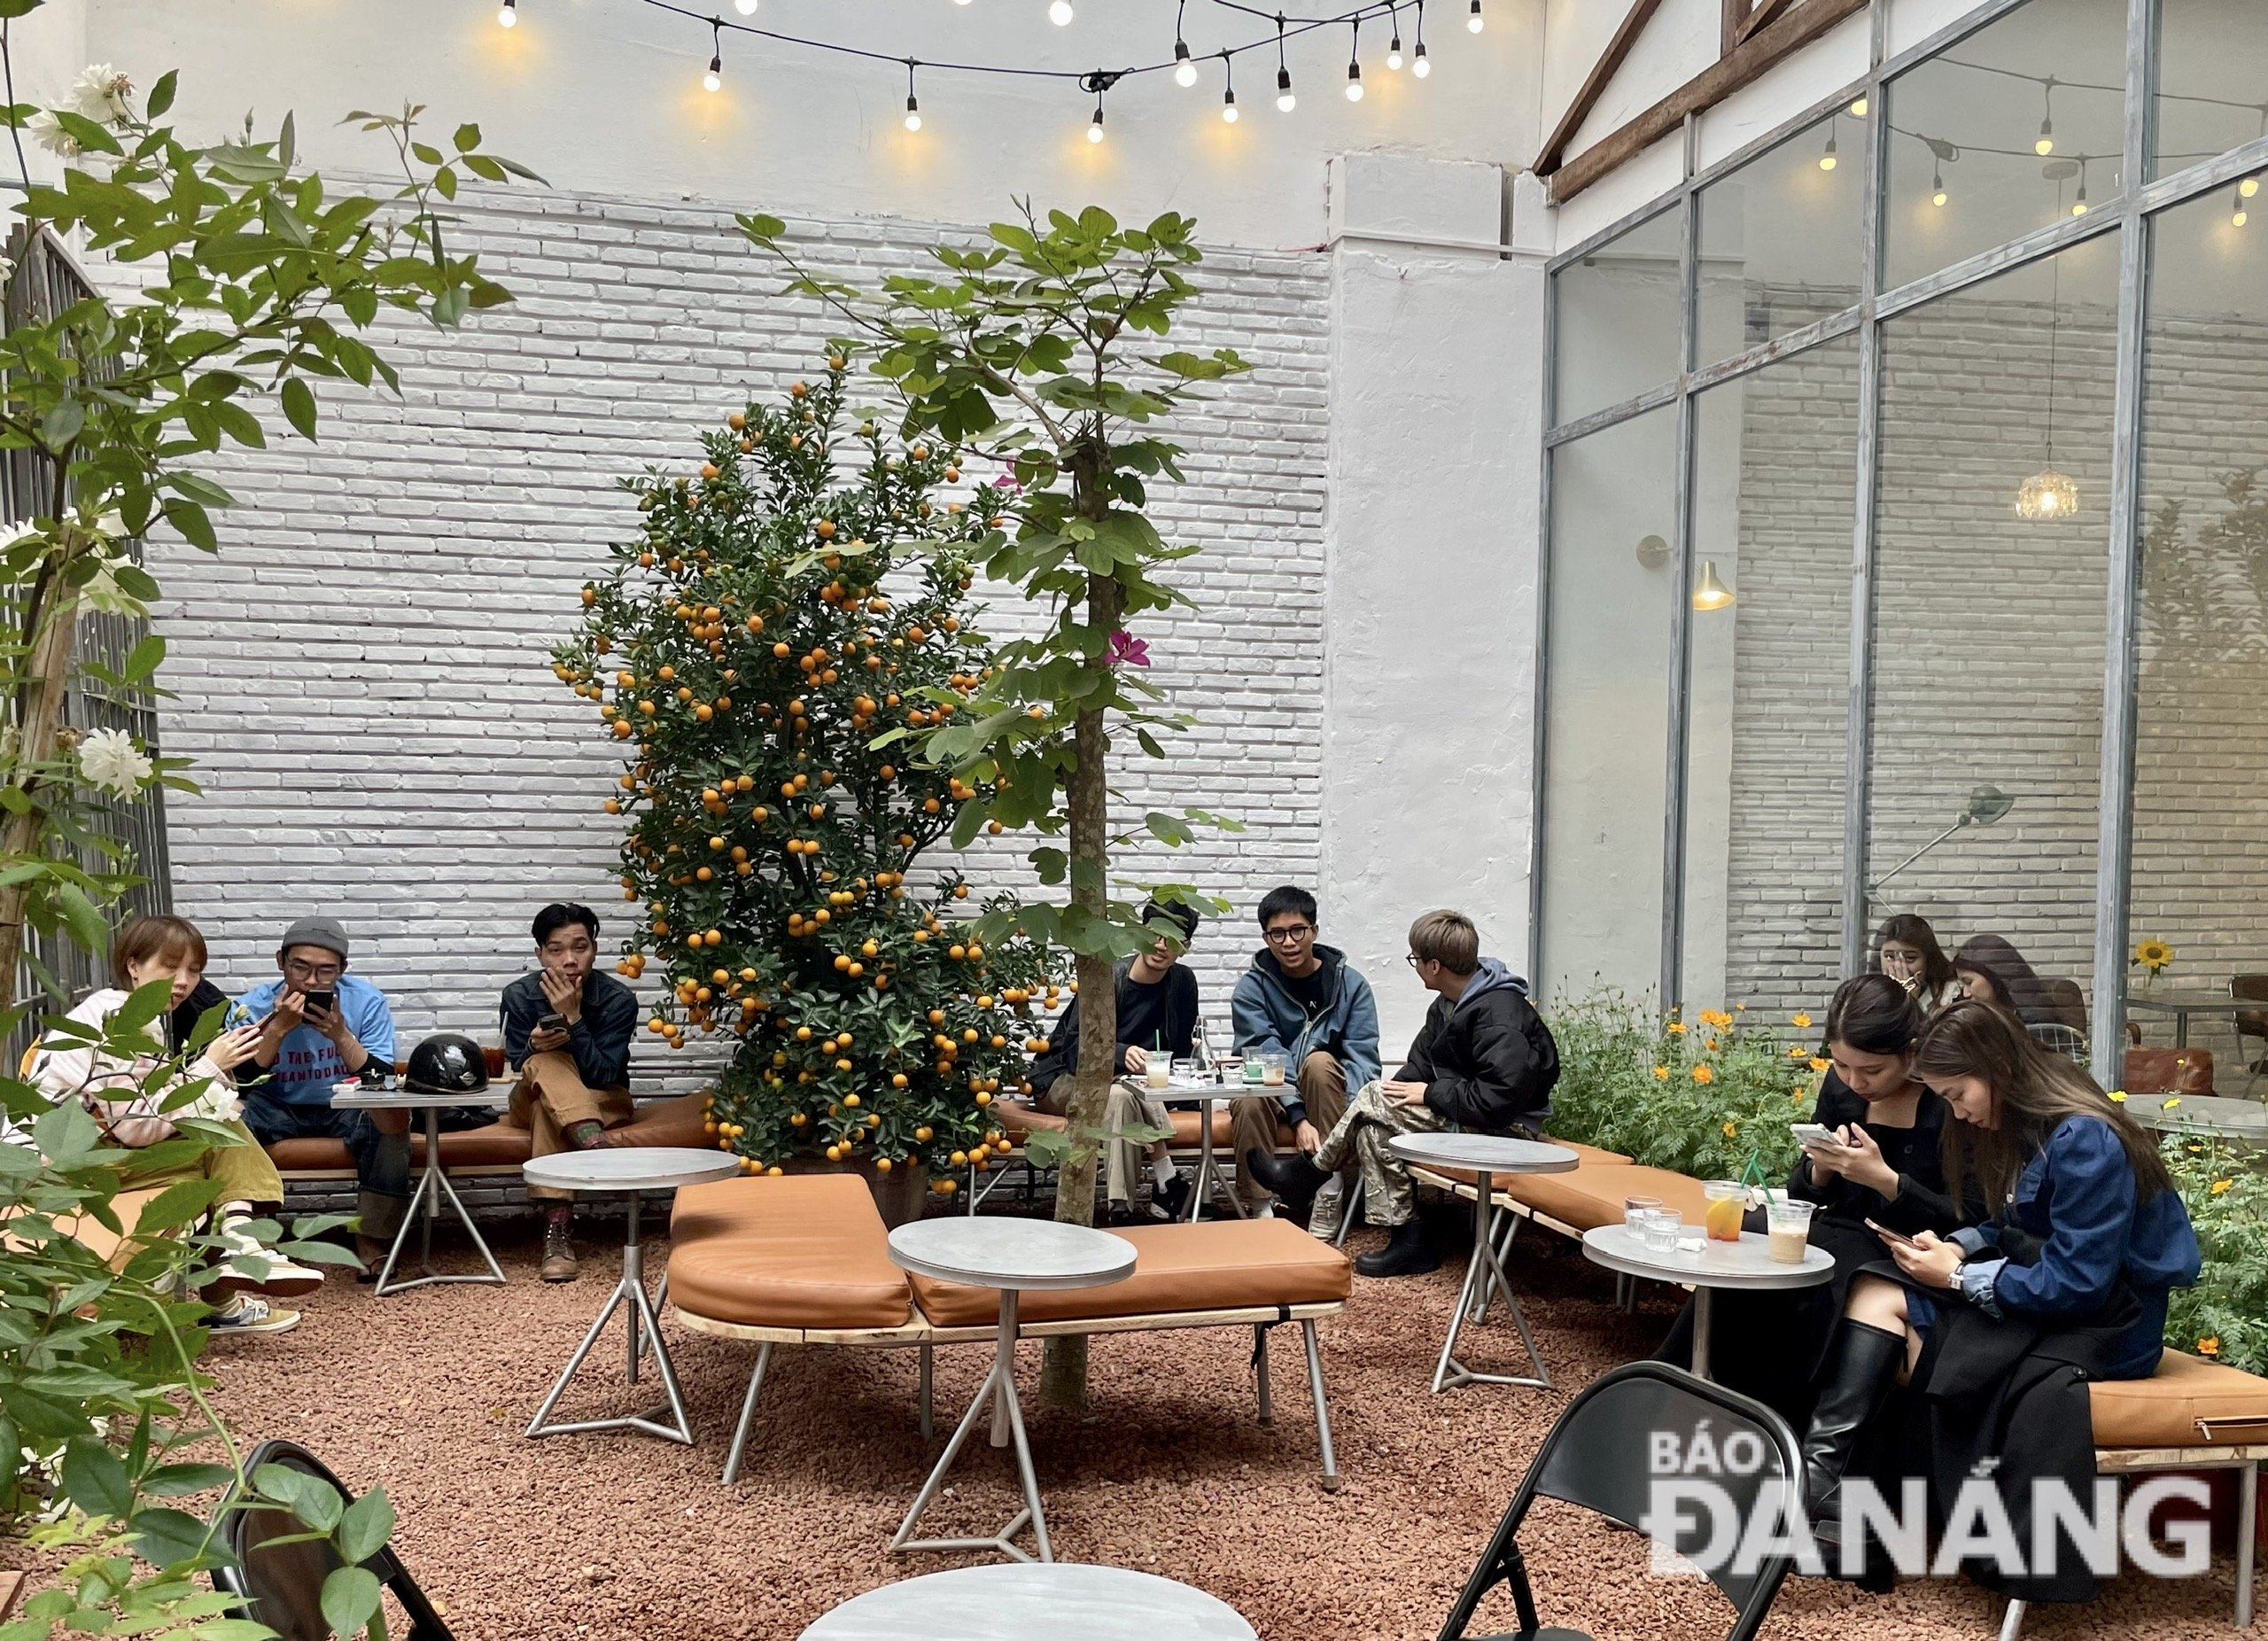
[{"x1": 2131, "y1": 937, "x2": 2175, "y2": 987}]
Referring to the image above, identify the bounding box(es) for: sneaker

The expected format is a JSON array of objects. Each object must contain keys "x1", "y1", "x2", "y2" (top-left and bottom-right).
[
  {"x1": 1307, "y1": 1175, "x2": 1346, "y2": 1239},
  {"x1": 540, "y1": 1220, "x2": 579, "y2": 1283},
  {"x1": 1150, "y1": 1172, "x2": 1192, "y2": 1221},
  {"x1": 214, "y1": 1218, "x2": 325, "y2": 1298},
  {"x1": 207, "y1": 1294, "x2": 300, "y2": 1336}
]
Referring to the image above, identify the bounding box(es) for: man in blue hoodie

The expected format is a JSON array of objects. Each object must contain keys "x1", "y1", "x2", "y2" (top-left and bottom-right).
[
  {"x1": 1229, "y1": 886, "x2": 1380, "y2": 1228},
  {"x1": 1248, "y1": 909, "x2": 1560, "y2": 1277}
]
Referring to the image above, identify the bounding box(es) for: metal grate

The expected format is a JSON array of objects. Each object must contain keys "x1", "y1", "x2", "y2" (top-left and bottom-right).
[{"x1": 3, "y1": 223, "x2": 173, "y2": 1032}]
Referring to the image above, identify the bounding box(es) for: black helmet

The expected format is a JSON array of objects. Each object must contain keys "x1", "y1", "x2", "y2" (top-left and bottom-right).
[{"x1": 403, "y1": 1032, "x2": 489, "y2": 1096}]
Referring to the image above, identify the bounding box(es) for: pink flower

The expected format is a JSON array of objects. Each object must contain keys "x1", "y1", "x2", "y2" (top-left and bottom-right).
[
  {"x1": 1107, "y1": 630, "x2": 1150, "y2": 668},
  {"x1": 992, "y1": 476, "x2": 1022, "y2": 493}
]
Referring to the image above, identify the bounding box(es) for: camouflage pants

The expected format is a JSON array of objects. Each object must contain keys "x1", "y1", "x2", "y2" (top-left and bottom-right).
[{"x1": 1312, "y1": 1081, "x2": 1446, "y2": 1228}]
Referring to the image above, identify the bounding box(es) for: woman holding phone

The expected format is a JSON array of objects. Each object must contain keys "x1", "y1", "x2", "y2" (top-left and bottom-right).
[
  {"x1": 32, "y1": 914, "x2": 325, "y2": 1334},
  {"x1": 1798, "y1": 999, "x2": 2200, "y2": 1598},
  {"x1": 1873, "y1": 914, "x2": 1961, "y2": 1013},
  {"x1": 1658, "y1": 975, "x2": 1969, "y2": 1419}
]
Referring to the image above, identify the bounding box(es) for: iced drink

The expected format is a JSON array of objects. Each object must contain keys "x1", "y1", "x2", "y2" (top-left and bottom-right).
[
  {"x1": 1703, "y1": 1180, "x2": 1746, "y2": 1242},
  {"x1": 1767, "y1": 1199, "x2": 1815, "y2": 1264}
]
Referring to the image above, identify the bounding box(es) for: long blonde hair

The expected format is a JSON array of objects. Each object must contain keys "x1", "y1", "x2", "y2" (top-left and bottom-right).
[{"x1": 1913, "y1": 999, "x2": 2171, "y2": 1211}]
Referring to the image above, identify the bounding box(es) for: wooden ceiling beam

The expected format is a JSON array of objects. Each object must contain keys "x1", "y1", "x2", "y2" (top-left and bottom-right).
[
  {"x1": 1535, "y1": 0, "x2": 1666, "y2": 180},
  {"x1": 1548, "y1": 0, "x2": 1867, "y2": 205}
]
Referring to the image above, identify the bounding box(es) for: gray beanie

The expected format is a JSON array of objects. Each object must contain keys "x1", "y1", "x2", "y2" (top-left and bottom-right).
[{"x1": 278, "y1": 915, "x2": 350, "y2": 962}]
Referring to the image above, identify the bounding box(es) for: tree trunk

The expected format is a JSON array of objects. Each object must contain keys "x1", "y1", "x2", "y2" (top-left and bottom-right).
[
  {"x1": 1038, "y1": 440, "x2": 1120, "y2": 1412},
  {"x1": 0, "y1": 570, "x2": 82, "y2": 1023}
]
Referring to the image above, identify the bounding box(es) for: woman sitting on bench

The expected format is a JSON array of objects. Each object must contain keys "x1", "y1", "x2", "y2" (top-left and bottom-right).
[{"x1": 1799, "y1": 999, "x2": 2201, "y2": 1600}]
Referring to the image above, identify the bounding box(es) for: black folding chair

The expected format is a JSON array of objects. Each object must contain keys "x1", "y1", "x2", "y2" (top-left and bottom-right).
[
  {"x1": 208, "y1": 1440, "x2": 454, "y2": 1641},
  {"x1": 1436, "y1": 1362, "x2": 1803, "y2": 1641}
]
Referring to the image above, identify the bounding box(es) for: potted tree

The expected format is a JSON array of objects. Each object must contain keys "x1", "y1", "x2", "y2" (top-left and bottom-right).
[{"x1": 557, "y1": 362, "x2": 1065, "y2": 1224}]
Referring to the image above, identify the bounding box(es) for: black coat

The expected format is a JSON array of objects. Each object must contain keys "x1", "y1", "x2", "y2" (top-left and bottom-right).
[
  {"x1": 167, "y1": 978, "x2": 231, "y2": 1056},
  {"x1": 1029, "y1": 961, "x2": 1200, "y2": 1098},
  {"x1": 1398, "y1": 967, "x2": 1557, "y2": 1135}
]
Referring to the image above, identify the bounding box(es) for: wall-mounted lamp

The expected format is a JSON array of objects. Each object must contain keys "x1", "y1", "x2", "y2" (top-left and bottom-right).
[{"x1": 1691, "y1": 560, "x2": 1736, "y2": 611}]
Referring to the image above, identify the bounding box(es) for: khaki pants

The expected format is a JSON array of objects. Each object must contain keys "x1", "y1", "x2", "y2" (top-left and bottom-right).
[
  {"x1": 1311, "y1": 1080, "x2": 1448, "y2": 1228},
  {"x1": 121, "y1": 1118, "x2": 285, "y2": 1208},
  {"x1": 504, "y1": 1052, "x2": 634, "y2": 1202},
  {"x1": 1232, "y1": 1049, "x2": 1350, "y2": 1209},
  {"x1": 1036, "y1": 1077, "x2": 1173, "y2": 1208}
]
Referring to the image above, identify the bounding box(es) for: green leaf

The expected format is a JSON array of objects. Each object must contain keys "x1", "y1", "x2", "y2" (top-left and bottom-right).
[
  {"x1": 40, "y1": 397, "x2": 85, "y2": 449},
  {"x1": 1143, "y1": 812, "x2": 1194, "y2": 848},
  {"x1": 146, "y1": 69, "x2": 179, "y2": 119},
  {"x1": 161, "y1": 498, "x2": 217, "y2": 552},
  {"x1": 280, "y1": 377, "x2": 318, "y2": 440},
  {"x1": 60, "y1": 1436, "x2": 134, "y2": 1519},
  {"x1": 131, "y1": 1176, "x2": 228, "y2": 1236},
  {"x1": 123, "y1": 634, "x2": 167, "y2": 683},
  {"x1": 321, "y1": 1566, "x2": 384, "y2": 1639},
  {"x1": 336, "y1": 1488, "x2": 396, "y2": 1566},
  {"x1": 53, "y1": 883, "x2": 107, "y2": 955},
  {"x1": 453, "y1": 121, "x2": 482, "y2": 153},
  {"x1": 130, "y1": 1505, "x2": 217, "y2": 1570},
  {"x1": 143, "y1": 1462, "x2": 240, "y2": 1497},
  {"x1": 165, "y1": 471, "x2": 237, "y2": 508},
  {"x1": 253, "y1": 1463, "x2": 345, "y2": 1533}
]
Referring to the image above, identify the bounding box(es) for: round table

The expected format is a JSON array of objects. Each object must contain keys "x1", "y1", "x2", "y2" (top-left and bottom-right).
[
  {"x1": 1581, "y1": 1222, "x2": 1835, "y2": 1381},
  {"x1": 1149, "y1": 1078, "x2": 1293, "y2": 1220},
  {"x1": 330, "y1": 1083, "x2": 511, "y2": 1296},
  {"x1": 886, "y1": 1217, "x2": 1136, "y2": 1565},
  {"x1": 801, "y1": 1564, "x2": 1255, "y2": 1640},
  {"x1": 2126, "y1": 1093, "x2": 2268, "y2": 1144},
  {"x1": 522, "y1": 1147, "x2": 741, "y2": 1444},
  {"x1": 1386, "y1": 1133, "x2": 1579, "y2": 1394}
]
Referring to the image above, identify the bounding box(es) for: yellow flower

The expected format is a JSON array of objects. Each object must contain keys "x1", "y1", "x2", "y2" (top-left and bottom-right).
[
  {"x1": 2163, "y1": 1097, "x2": 2182, "y2": 1110},
  {"x1": 1721, "y1": 1121, "x2": 1737, "y2": 1138},
  {"x1": 1786, "y1": 1045, "x2": 1806, "y2": 1060},
  {"x1": 1791, "y1": 1012, "x2": 1813, "y2": 1030},
  {"x1": 1700, "y1": 1007, "x2": 1732, "y2": 1030},
  {"x1": 1735, "y1": 1001, "x2": 1747, "y2": 1012},
  {"x1": 2132, "y1": 938, "x2": 2174, "y2": 973},
  {"x1": 1666, "y1": 1021, "x2": 1687, "y2": 1037},
  {"x1": 2107, "y1": 1090, "x2": 2127, "y2": 1103},
  {"x1": 1705, "y1": 1036, "x2": 1720, "y2": 1051},
  {"x1": 1791, "y1": 1087, "x2": 1807, "y2": 1101},
  {"x1": 1809, "y1": 1057, "x2": 1830, "y2": 1074},
  {"x1": 1692, "y1": 1064, "x2": 1716, "y2": 1085},
  {"x1": 1653, "y1": 1065, "x2": 1670, "y2": 1080},
  {"x1": 2212, "y1": 1178, "x2": 2233, "y2": 1194},
  {"x1": 2198, "y1": 1336, "x2": 2220, "y2": 1357}
]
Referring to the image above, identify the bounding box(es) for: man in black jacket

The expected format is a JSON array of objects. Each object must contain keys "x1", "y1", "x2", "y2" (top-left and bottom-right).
[
  {"x1": 1247, "y1": 909, "x2": 1559, "y2": 1276},
  {"x1": 498, "y1": 902, "x2": 641, "y2": 1282}
]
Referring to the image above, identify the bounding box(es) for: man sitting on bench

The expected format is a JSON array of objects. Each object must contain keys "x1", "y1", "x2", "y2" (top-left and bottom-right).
[
  {"x1": 500, "y1": 902, "x2": 641, "y2": 1283},
  {"x1": 1247, "y1": 909, "x2": 1560, "y2": 1277}
]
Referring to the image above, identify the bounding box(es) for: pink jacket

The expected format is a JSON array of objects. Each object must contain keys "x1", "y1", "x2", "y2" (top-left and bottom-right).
[{"x1": 31, "y1": 989, "x2": 240, "y2": 1147}]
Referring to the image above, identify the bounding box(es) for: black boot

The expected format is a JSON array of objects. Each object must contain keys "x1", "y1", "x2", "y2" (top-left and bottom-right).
[
  {"x1": 1800, "y1": 1320, "x2": 1905, "y2": 1548},
  {"x1": 1354, "y1": 1218, "x2": 1440, "y2": 1278},
  {"x1": 1244, "y1": 1147, "x2": 1327, "y2": 1218}
]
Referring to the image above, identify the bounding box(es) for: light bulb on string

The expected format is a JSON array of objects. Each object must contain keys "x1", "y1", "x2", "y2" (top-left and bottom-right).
[
  {"x1": 2242, "y1": 175, "x2": 2261, "y2": 199},
  {"x1": 1346, "y1": 19, "x2": 1363, "y2": 101},
  {"x1": 497, "y1": 0, "x2": 516, "y2": 27},
  {"x1": 1819, "y1": 128, "x2": 1837, "y2": 172},
  {"x1": 1274, "y1": 16, "x2": 1295, "y2": 111},
  {"x1": 2072, "y1": 165, "x2": 2089, "y2": 216},
  {"x1": 1467, "y1": 0, "x2": 1483, "y2": 33},
  {"x1": 1386, "y1": 4, "x2": 1404, "y2": 69},
  {"x1": 904, "y1": 60, "x2": 922, "y2": 131},
  {"x1": 1050, "y1": 0, "x2": 1074, "y2": 24},
  {"x1": 703, "y1": 23, "x2": 723, "y2": 93},
  {"x1": 1220, "y1": 53, "x2": 1238, "y2": 121},
  {"x1": 734, "y1": 0, "x2": 758, "y2": 13},
  {"x1": 1412, "y1": 1, "x2": 1430, "y2": 77},
  {"x1": 1932, "y1": 164, "x2": 1947, "y2": 207},
  {"x1": 2036, "y1": 82, "x2": 2055, "y2": 156},
  {"x1": 2235, "y1": 189, "x2": 2249, "y2": 229},
  {"x1": 1087, "y1": 81, "x2": 1105, "y2": 142},
  {"x1": 1849, "y1": 94, "x2": 1867, "y2": 117},
  {"x1": 1174, "y1": 1, "x2": 1197, "y2": 85}
]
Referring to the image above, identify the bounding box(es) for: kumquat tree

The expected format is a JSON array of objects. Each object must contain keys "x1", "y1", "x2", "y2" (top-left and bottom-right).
[
  {"x1": 556, "y1": 362, "x2": 1067, "y2": 1195},
  {"x1": 741, "y1": 203, "x2": 1247, "y2": 1406}
]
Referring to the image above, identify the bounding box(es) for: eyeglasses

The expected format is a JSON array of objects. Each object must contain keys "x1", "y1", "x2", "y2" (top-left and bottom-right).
[
  {"x1": 1262, "y1": 924, "x2": 1315, "y2": 944},
  {"x1": 285, "y1": 958, "x2": 343, "y2": 983},
  {"x1": 1403, "y1": 953, "x2": 1433, "y2": 970}
]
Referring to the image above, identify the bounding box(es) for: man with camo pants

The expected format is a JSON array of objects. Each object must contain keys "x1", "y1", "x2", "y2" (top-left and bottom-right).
[{"x1": 1247, "y1": 909, "x2": 1560, "y2": 1278}]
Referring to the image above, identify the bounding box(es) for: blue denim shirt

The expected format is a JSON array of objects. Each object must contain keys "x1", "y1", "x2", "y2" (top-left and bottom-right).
[{"x1": 1950, "y1": 1114, "x2": 2201, "y2": 1378}]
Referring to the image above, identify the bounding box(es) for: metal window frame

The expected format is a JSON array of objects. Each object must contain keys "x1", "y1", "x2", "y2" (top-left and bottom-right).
[{"x1": 1530, "y1": 0, "x2": 2265, "y2": 1046}]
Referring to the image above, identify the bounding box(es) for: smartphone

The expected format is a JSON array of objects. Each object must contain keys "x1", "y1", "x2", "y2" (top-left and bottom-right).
[
  {"x1": 301, "y1": 988, "x2": 338, "y2": 1018},
  {"x1": 1864, "y1": 1218, "x2": 1919, "y2": 1249},
  {"x1": 1790, "y1": 1122, "x2": 1857, "y2": 1147},
  {"x1": 537, "y1": 1011, "x2": 570, "y2": 1033}
]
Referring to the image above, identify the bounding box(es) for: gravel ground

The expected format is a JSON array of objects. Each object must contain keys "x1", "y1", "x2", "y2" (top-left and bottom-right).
[{"x1": 175, "y1": 1214, "x2": 2251, "y2": 1641}]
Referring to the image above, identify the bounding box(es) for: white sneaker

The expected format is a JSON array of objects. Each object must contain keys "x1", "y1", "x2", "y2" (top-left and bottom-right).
[
  {"x1": 214, "y1": 1218, "x2": 326, "y2": 1298},
  {"x1": 207, "y1": 1294, "x2": 300, "y2": 1336},
  {"x1": 1308, "y1": 1176, "x2": 1346, "y2": 1238}
]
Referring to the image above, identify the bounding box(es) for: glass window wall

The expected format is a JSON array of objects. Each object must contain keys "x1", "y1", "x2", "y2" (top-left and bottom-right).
[
  {"x1": 1695, "y1": 112, "x2": 1865, "y2": 370},
  {"x1": 1552, "y1": 208, "x2": 1684, "y2": 424}
]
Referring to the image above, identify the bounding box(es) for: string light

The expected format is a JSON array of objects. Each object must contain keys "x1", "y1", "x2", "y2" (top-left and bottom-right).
[
  {"x1": 1932, "y1": 162, "x2": 1947, "y2": 206},
  {"x1": 703, "y1": 22, "x2": 723, "y2": 91},
  {"x1": 1466, "y1": 0, "x2": 1481, "y2": 34},
  {"x1": 497, "y1": 0, "x2": 517, "y2": 27},
  {"x1": 1175, "y1": 1, "x2": 1197, "y2": 85},
  {"x1": 2243, "y1": 175, "x2": 2261, "y2": 199},
  {"x1": 1386, "y1": 3, "x2": 1403, "y2": 69},
  {"x1": 1050, "y1": 0, "x2": 1074, "y2": 25},
  {"x1": 2071, "y1": 160, "x2": 2089, "y2": 216},
  {"x1": 1087, "y1": 73, "x2": 1107, "y2": 141},
  {"x1": 734, "y1": 0, "x2": 757, "y2": 12},
  {"x1": 904, "y1": 60, "x2": 921, "y2": 130},
  {"x1": 1412, "y1": 0, "x2": 1429, "y2": 77},
  {"x1": 1276, "y1": 14, "x2": 1295, "y2": 112},
  {"x1": 1819, "y1": 128, "x2": 1837, "y2": 171},
  {"x1": 2235, "y1": 189, "x2": 2249, "y2": 229},
  {"x1": 1221, "y1": 52, "x2": 1239, "y2": 121},
  {"x1": 1849, "y1": 94, "x2": 1868, "y2": 117},
  {"x1": 1345, "y1": 18, "x2": 1363, "y2": 101},
  {"x1": 2036, "y1": 80, "x2": 2055, "y2": 156}
]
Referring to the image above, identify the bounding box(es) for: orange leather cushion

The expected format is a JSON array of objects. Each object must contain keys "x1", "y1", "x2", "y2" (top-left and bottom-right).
[
  {"x1": 3, "y1": 1186, "x2": 172, "y2": 1271},
  {"x1": 2089, "y1": 1349, "x2": 2268, "y2": 1449},
  {"x1": 667, "y1": 1172, "x2": 912, "y2": 1330},
  {"x1": 265, "y1": 1137, "x2": 354, "y2": 1170},
  {"x1": 910, "y1": 1216, "x2": 1352, "y2": 1327},
  {"x1": 995, "y1": 1100, "x2": 1290, "y2": 1147},
  {"x1": 1423, "y1": 1142, "x2": 1635, "y2": 1193},
  {"x1": 267, "y1": 1093, "x2": 710, "y2": 1172},
  {"x1": 609, "y1": 1092, "x2": 712, "y2": 1149},
  {"x1": 1500, "y1": 1164, "x2": 1711, "y2": 1233},
  {"x1": 2123, "y1": 1046, "x2": 2216, "y2": 1098}
]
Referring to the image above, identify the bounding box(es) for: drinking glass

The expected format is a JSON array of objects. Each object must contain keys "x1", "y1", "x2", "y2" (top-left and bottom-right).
[
  {"x1": 1622, "y1": 1194, "x2": 1663, "y2": 1230},
  {"x1": 1241, "y1": 1048, "x2": 1267, "y2": 1085},
  {"x1": 1703, "y1": 1179, "x2": 1747, "y2": 1243},
  {"x1": 1767, "y1": 1199, "x2": 1817, "y2": 1265},
  {"x1": 1640, "y1": 1209, "x2": 1681, "y2": 1254},
  {"x1": 1262, "y1": 1051, "x2": 1287, "y2": 1087}
]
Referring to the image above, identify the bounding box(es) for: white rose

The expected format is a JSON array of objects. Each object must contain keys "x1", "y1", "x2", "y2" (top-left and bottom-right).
[
  {"x1": 69, "y1": 65, "x2": 134, "y2": 126},
  {"x1": 76, "y1": 727, "x2": 153, "y2": 798},
  {"x1": 82, "y1": 552, "x2": 151, "y2": 618},
  {"x1": 27, "y1": 110, "x2": 79, "y2": 159}
]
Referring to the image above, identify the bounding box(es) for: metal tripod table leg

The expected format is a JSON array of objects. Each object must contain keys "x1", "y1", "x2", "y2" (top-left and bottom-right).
[
  {"x1": 372, "y1": 1106, "x2": 507, "y2": 1296},
  {"x1": 889, "y1": 1288, "x2": 1052, "y2": 1563},
  {"x1": 526, "y1": 1193, "x2": 695, "y2": 1443},
  {"x1": 1431, "y1": 1169, "x2": 1551, "y2": 1394}
]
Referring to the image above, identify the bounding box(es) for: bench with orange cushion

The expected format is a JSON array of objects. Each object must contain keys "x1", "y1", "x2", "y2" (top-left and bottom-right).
[
  {"x1": 667, "y1": 1171, "x2": 1350, "y2": 1491},
  {"x1": 995, "y1": 1096, "x2": 1294, "y2": 1150}
]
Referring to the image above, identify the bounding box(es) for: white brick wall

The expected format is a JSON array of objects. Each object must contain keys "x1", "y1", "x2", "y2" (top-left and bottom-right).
[{"x1": 132, "y1": 183, "x2": 1332, "y2": 1077}]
